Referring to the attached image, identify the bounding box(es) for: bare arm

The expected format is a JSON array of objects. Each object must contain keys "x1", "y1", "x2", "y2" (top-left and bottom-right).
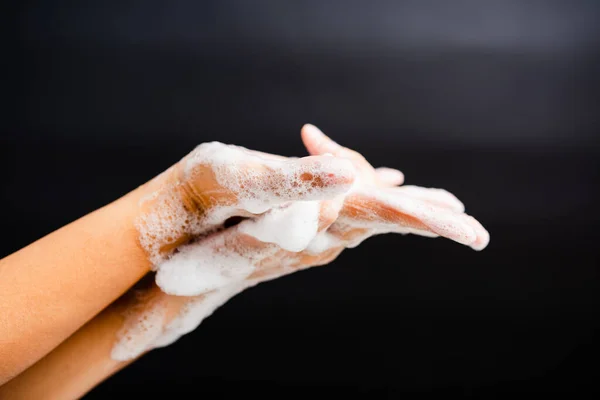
[{"x1": 0, "y1": 189, "x2": 151, "y2": 383}]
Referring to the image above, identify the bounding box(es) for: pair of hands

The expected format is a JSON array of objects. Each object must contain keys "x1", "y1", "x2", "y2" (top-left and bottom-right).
[
  {"x1": 0, "y1": 124, "x2": 489, "y2": 399},
  {"x1": 113, "y1": 124, "x2": 489, "y2": 360}
]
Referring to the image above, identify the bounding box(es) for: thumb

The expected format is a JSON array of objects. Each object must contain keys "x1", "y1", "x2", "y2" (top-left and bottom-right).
[{"x1": 300, "y1": 124, "x2": 374, "y2": 171}]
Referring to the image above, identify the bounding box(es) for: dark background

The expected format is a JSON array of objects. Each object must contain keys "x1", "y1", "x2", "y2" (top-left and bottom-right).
[{"x1": 4, "y1": 0, "x2": 600, "y2": 397}]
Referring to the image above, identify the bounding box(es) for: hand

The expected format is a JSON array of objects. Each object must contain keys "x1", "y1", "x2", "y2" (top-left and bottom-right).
[{"x1": 136, "y1": 141, "x2": 356, "y2": 263}]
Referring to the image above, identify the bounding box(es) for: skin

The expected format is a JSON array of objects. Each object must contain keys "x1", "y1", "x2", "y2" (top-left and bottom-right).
[{"x1": 0, "y1": 125, "x2": 488, "y2": 399}]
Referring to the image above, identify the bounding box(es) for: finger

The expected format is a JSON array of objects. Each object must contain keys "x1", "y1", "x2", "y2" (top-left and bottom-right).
[
  {"x1": 387, "y1": 185, "x2": 465, "y2": 213},
  {"x1": 301, "y1": 124, "x2": 374, "y2": 170},
  {"x1": 185, "y1": 142, "x2": 356, "y2": 214},
  {"x1": 247, "y1": 246, "x2": 344, "y2": 282},
  {"x1": 340, "y1": 190, "x2": 431, "y2": 232},
  {"x1": 460, "y1": 214, "x2": 490, "y2": 251},
  {"x1": 385, "y1": 187, "x2": 490, "y2": 249},
  {"x1": 238, "y1": 155, "x2": 356, "y2": 206},
  {"x1": 317, "y1": 197, "x2": 345, "y2": 231},
  {"x1": 374, "y1": 167, "x2": 405, "y2": 186},
  {"x1": 340, "y1": 188, "x2": 480, "y2": 247},
  {"x1": 301, "y1": 124, "x2": 344, "y2": 155}
]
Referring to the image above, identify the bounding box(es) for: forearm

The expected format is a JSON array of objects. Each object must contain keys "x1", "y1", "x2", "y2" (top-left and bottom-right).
[
  {"x1": 0, "y1": 294, "x2": 138, "y2": 400},
  {"x1": 0, "y1": 187, "x2": 152, "y2": 382},
  {"x1": 0, "y1": 282, "x2": 207, "y2": 400}
]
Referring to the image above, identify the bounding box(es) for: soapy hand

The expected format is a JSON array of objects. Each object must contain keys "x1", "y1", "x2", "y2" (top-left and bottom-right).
[
  {"x1": 136, "y1": 141, "x2": 356, "y2": 264},
  {"x1": 112, "y1": 125, "x2": 489, "y2": 360}
]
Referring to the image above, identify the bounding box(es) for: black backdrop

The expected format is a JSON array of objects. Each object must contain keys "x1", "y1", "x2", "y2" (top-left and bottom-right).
[{"x1": 4, "y1": 0, "x2": 600, "y2": 397}]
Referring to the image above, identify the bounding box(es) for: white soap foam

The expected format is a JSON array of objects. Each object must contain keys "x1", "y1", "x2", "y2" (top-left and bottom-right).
[
  {"x1": 238, "y1": 200, "x2": 321, "y2": 252},
  {"x1": 306, "y1": 231, "x2": 343, "y2": 254},
  {"x1": 154, "y1": 229, "x2": 275, "y2": 296},
  {"x1": 155, "y1": 246, "x2": 251, "y2": 297},
  {"x1": 111, "y1": 295, "x2": 167, "y2": 362}
]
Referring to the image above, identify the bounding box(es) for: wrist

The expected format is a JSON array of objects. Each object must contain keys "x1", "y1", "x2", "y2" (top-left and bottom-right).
[{"x1": 132, "y1": 162, "x2": 205, "y2": 265}]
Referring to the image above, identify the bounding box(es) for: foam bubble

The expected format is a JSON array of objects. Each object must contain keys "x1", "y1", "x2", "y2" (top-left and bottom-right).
[
  {"x1": 306, "y1": 231, "x2": 343, "y2": 254},
  {"x1": 238, "y1": 201, "x2": 321, "y2": 252},
  {"x1": 154, "y1": 232, "x2": 263, "y2": 297}
]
